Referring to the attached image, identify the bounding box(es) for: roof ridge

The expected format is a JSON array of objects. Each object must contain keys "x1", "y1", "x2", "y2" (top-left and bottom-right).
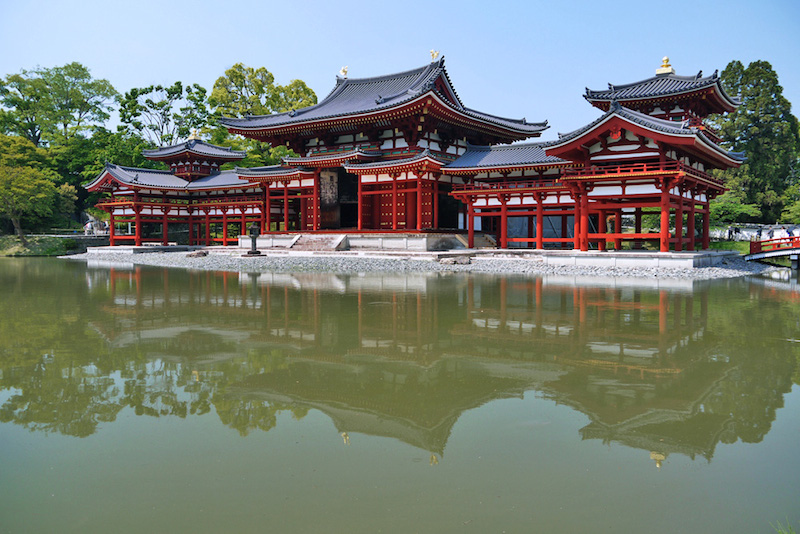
[
  {"x1": 586, "y1": 72, "x2": 718, "y2": 95},
  {"x1": 335, "y1": 59, "x2": 442, "y2": 85}
]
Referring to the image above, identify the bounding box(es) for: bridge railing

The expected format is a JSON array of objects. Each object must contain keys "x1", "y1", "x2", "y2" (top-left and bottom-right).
[{"x1": 750, "y1": 236, "x2": 800, "y2": 254}]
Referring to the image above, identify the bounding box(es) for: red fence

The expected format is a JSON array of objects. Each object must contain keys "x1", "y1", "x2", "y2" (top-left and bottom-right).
[{"x1": 750, "y1": 236, "x2": 800, "y2": 254}]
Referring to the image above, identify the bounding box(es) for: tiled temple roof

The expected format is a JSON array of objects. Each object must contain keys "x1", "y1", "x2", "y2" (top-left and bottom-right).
[
  {"x1": 87, "y1": 164, "x2": 256, "y2": 191},
  {"x1": 283, "y1": 148, "x2": 383, "y2": 166},
  {"x1": 445, "y1": 142, "x2": 568, "y2": 171},
  {"x1": 219, "y1": 58, "x2": 547, "y2": 136},
  {"x1": 549, "y1": 102, "x2": 746, "y2": 163},
  {"x1": 585, "y1": 71, "x2": 740, "y2": 108},
  {"x1": 233, "y1": 165, "x2": 316, "y2": 178},
  {"x1": 142, "y1": 139, "x2": 246, "y2": 160}
]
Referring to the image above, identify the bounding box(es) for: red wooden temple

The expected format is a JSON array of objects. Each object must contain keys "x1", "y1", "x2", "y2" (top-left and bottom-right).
[{"x1": 87, "y1": 56, "x2": 743, "y2": 251}]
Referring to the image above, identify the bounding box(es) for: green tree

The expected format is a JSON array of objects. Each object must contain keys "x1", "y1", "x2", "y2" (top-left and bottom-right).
[
  {"x1": 0, "y1": 165, "x2": 58, "y2": 243},
  {"x1": 208, "y1": 63, "x2": 317, "y2": 167},
  {"x1": 0, "y1": 133, "x2": 51, "y2": 168},
  {"x1": 712, "y1": 60, "x2": 800, "y2": 222},
  {"x1": 0, "y1": 63, "x2": 117, "y2": 147},
  {"x1": 709, "y1": 189, "x2": 762, "y2": 223},
  {"x1": 118, "y1": 82, "x2": 208, "y2": 146},
  {"x1": 42, "y1": 62, "x2": 117, "y2": 142},
  {"x1": 0, "y1": 70, "x2": 52, "y2": 146}
]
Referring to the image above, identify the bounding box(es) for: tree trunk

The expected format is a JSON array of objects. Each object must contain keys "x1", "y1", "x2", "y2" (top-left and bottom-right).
[{"x1": 11, "y1": 217, "x2": 27, "y2": 246}]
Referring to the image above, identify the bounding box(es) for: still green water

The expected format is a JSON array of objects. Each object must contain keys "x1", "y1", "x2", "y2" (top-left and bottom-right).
[{"x1": 1, "y1": 258, "x2": 798, "y2": 533}]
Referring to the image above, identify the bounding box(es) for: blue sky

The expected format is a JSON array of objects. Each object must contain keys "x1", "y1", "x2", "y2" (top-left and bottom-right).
[{"x1": 1, "y1": 0, "x2": 798, "y2": 142}]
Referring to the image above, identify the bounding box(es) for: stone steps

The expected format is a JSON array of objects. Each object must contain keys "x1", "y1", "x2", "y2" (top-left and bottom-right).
[{"x1": 291, "y1": 235, "x2": 344, "y2": 251}]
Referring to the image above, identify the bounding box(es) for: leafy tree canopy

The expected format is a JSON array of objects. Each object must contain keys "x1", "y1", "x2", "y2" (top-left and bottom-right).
[
  {"x1": 207, "y1": 63, "x2": 317, "y2": 167},
  {"x1": 118, "y1": 81, "x2": 208, "y2": 147},
  {"x1": 0, "y1": 165, "x2": 59, "y2": 243},
  {"x1": 711, "y1": 60, "x2": 800, "y2": 222},
  {"x1": 0, "y1": 63, "x2": 117, "y2": 147}
]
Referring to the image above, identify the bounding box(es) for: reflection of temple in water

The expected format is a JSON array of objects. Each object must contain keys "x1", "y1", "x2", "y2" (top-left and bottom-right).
[{"x1": 72, "y1": 265, "x2": 796, "y2": 463}]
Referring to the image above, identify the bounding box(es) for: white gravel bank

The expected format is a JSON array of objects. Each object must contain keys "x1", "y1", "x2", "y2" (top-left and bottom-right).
[{"x1": 65, "y1": 249, "x2": 778, "y2": 280}]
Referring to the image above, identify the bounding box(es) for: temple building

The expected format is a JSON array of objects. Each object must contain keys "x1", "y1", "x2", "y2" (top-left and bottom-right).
[{"x1": 87, "y1": 56, "x2": 743, "y2": 251}]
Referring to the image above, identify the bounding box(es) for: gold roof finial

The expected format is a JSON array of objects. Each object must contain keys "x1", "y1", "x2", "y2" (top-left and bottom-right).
[
  {"x1": 430, "y1": 49, "x2": 440, "y2": 61},
  {"x1": 650, "y1": 451, "x2": 666, "y2": 470},
  {"x1": 339, "y1": 66, "x2": 348, "y2": 78},
  {"x1": 656, "y1": 56, "x2": 675, "y2": 76},
  {"x1": 188, "y1": 129, "x2": 201, "y2": 141}
]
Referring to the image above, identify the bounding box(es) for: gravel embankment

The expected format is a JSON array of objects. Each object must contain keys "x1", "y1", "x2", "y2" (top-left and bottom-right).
[{"x1": 66, "y1": 250, "x2": 778, "y2": 280}]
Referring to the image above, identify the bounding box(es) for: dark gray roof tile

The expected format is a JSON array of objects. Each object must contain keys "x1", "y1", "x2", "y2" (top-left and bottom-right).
[
  {"x1": 142, "y1": 139, "x2": 246, "y2": 160},
  {"x1": 585, "y1": 71, "x2": 740, "y2": 107},
  {"x1": 445, "y1": 142, "x2": 568, "y2": 170},
  {"x1": 95, "y1": 164, "x2": 255, "y2": 190},
  {"x1": 220, "y1": 58, "x2": 546, "y2": 135}
]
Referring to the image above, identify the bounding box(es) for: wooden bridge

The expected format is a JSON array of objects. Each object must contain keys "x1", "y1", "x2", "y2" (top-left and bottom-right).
[{"x1": 746, "y1": 236, "x2": 800, "y2": 269}]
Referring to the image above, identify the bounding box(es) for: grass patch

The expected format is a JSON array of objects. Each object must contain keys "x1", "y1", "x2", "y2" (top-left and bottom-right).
[
  {"x1": 0, "y1": 235, "x2": 82, "y2": 257},
  {"x1": 708, "y1": 240, "x2": 750, "y2": 254},
  {"x1": 772, "y1": 519, "x2": 797, "y2": 533}
]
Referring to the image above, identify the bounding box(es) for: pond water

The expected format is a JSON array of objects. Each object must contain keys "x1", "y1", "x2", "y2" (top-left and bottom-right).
[{"x1": 0, "y1": 258, "x2": 798, "y2": 533}]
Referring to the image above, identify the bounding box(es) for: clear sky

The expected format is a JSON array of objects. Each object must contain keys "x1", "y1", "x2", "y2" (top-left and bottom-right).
[{"x1": 1, "y1": 0, "x2": 798, "y2": 142}]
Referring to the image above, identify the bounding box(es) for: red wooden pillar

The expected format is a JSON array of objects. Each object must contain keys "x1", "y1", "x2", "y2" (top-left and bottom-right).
[
  {"x1": 416, "y1": 173, "x2": 423, "y2": 231},
  {"x1": 109, "y1": 211, "x2": 116, "y2": 246},
  {"x1": 261, "y1": 189, "x2": 267, "y2": 233},
  {"x1": 467, "y1": 200, "x2": 475, "y2": 248},
  {"x1": 598, "y1": 209, "x2": 607, "y2": 251},
  {"x1": 283, "y1": 181, "x2": 289, "y2": 231},
  {"x1": 134, "y1": 207, "x2": 142, "y2": 246},
  {"x1": 300, "y1": 197, "x2": 307, "y2": 230},
  {"x1": 204, "y1": 210, "x2": 210, "y2": 246},
  {"x1": 241, "y1": 209, "x2": 247, "y2": 236},
  {"x1": 162, "y1": 210, "x2": 169, "y2": 246},
  {"x1": 573, "y1": 200, "x2": 581, "y2": 250},
  {"x1": 675, "y1": 198, "x2": 684, "y2": 252},
  {"x1": 561, "y1": 214, "x2": 568, "y2": 249},
  {"x1": 500, "y1": 196, "x2": 508, "y2": 249},
  {"x1": 614, "y1": 211, "x2": 622, "y2": 250},
  {"x1": 357, "y1": 175, "x2": 363, "y2": 230},
  {"x1": 266, "y1": 188, "x2": 272, "y2": 233},
  {"x1": 222, "y1": 209, "x2": 228, "y2": 246},
  {"x1": 392, "y1": 175, "x2": 398, "y2": 230},
  {"x1": 660, "y1": 184, "x2": 670, "y2": 252},
  {"x1": 580, "y1": 190, "x2": 589, "y2": 252},
  {"x1": 535, "y1": 194, "x2": 544, "y2": 250}
]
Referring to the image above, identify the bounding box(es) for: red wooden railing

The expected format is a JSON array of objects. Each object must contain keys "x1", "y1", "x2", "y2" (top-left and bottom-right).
[
  {"x1": 750, "y1": 236, "x2": 800, "y2": 254},
  {"x1": 562, "y1": 161, "x2": 723, "y2": 186},
  {"x1": 451, "y1": 179, "x2": 563, "y2": 192}
]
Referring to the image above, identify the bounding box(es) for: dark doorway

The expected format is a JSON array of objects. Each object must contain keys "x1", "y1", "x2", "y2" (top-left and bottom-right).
[{"x1": 337, "y1": 168, "x2": 359, "y2": 229}]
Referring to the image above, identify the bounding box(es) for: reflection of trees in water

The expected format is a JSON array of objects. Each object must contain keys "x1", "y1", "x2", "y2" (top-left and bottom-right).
[{"x1": 0, "y1": 260, "x2": 798, "y2": 459}]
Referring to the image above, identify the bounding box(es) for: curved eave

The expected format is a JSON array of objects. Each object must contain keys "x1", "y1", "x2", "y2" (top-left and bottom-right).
[
  {"x1": 224, "y1": 91, "x2": 547, "y2": 142},
  {"x1": 444, "y1": 160, "x2": 573, "y2": 176},
  {"x1": 144, "y1": 150, "x2": 246, "y2": 162},
  {"x1": 343, "y1": 153, "x2": 446, "y2": 175},
  {"x1": 235, "y1": 166, "x2": 317, "y2": 182},
  {"x1": 85, "y1": 166, "x2": 259, "y2": 192},
  {"x1": 586, "y1": 83, "x2": 739, "y2": 114},
  {"x1": 283, "y1": 149, "x2": 383, "y2": 167},
  {"x1": 545, "y1": 113, "x2": 743, "y2": 170},
  {"x1": 84, "y1": 168, "x2": 118, "y2": 192}
]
